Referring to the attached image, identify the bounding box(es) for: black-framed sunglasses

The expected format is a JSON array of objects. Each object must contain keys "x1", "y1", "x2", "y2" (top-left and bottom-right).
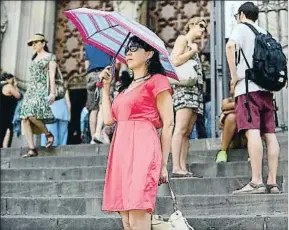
[
  {"x1": 124, "y1": 43, "x2": 145, "y2": 55},
  {"x1": 198, "y1": 23, "x2": 207, "y2": 32},
  {"x1": 234, "y1": 13, "x2": 239, "y2": 21}
]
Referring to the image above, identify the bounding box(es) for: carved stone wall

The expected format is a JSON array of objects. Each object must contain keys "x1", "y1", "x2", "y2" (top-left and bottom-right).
[
  {"x1": 55, "y1": 0, "x2": 115, "y2": 89},
  {"x1": 147, "y1": 0, "x2": 211, "y2": 75},
  {"x1": 147, "y1": 1, "x2": 210, "y2": 51}
]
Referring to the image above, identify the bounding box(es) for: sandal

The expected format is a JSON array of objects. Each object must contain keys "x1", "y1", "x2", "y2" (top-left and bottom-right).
[
  {"x1": 266, "y1": 184, "x2": 280, "y2": 194},
  {"x1": 171, "y1": 173, "x2": 192, "y2": 178},
  {"x1": 22, "y1": 149, "x2": 38, "y2": 158},
  {"x1": 45, "y1": 132, "x2": 54, "y2": 148}
]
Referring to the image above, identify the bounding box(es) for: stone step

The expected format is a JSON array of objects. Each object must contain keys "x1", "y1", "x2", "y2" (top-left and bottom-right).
[
  {"x1": 1, "y1": 176, "x2": 286, "y2": 197},
  {"x1": 1, "y1": 134, "x2": 287, "y2": 159},
  {"x1": 1, "y1": 214, "x2": 288, "y2": 230},
  {"x1": 1, "y1": 161, "x2": 287, "y2": 181},
  {"x1": 4, "y1": 148, "x2": 288, "y2": 169},
  {"x1": 1, "y1": 194, "x2": 287, "y2": 217}
]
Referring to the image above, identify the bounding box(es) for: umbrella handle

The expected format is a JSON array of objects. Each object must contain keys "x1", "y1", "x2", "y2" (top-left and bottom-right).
[
  {"x1": 110, "y1": 32, "x2": 131, "y2": 70},
  {"x1": 96, "y1": 32, "x2": 131, "y2": 89}
]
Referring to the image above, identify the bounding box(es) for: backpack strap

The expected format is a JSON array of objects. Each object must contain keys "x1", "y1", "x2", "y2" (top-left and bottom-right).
[
  {"x1": 239, "y1": 48, "x2": 252, "y2": 122},
  {"x1": 241, "y1": 22, "x2": 260, "y2": 35},
  {"x1": 242, "y1": 22, "x2": 272, "y2": 37},
  {"x1": 273, "y1": 98, "x2": 279, "y2": 127}
]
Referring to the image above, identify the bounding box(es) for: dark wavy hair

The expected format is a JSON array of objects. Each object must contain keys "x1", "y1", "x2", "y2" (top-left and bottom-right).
[
  {"x1": 32, "y1": 33, "x2": 50, "y2": 61},
  {"x1": 119, "y1": 36, "x2": 165, "y2": 92},
  {"x1": 1, "y1": 72, "x2": 14, "y2": 81}
]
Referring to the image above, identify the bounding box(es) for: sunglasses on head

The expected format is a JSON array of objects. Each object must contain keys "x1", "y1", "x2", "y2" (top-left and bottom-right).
[{"x1": 124, "y1": 43, "x2": 145, "y2": 55}]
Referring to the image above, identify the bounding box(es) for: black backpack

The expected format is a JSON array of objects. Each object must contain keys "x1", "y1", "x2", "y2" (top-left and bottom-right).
[{"x1": 239, "y1": 22, "x2": 287, "y2": 122}]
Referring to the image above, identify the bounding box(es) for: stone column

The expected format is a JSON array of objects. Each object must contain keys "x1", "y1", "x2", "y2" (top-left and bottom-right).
[
  {"x1": 1, "y1": 0, "x2": 56, "y2": 90},
  {"x1": 1, "y1": 1, "x2": 56, "y2": 148}
]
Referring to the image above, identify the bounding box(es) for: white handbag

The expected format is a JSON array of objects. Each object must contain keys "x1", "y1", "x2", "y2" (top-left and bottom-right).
[
  {"x1": 169, "y1": 51, "x2": 198, "y2": 87},
  {"x1": 152, "y1": 181, "x2": 195, "y2": 230}
]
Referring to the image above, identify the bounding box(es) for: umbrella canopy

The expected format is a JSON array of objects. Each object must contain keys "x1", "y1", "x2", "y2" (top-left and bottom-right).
[{"x1": 65, "y1": 8, "x2": 178, "y2": 80}]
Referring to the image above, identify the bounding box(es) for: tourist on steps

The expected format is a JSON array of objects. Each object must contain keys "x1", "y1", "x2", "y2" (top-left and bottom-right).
[
  {"x1": 0, "y1": 73, "x2": 21, "y2": 148},
  {"x1": 226, "y1": 2, "x2": 280, "y2": 194},
  {"x1": 20, "y1": 33, "x2": 57, "y2": 157},
  {"x1": 101, "y1": 36, "x2": 173, "y2": 230},
  {"x1": 171, "y1": 17, "x2": 207, "y2": 177},
  {"x1": 216, "y1": 97, "x2": 247, "y2": 163}
]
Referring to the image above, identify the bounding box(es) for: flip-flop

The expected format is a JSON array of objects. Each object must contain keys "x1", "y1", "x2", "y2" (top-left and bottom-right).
[
  {"x1": 171, "y1": 173, "x2": 193, "y2": 178},
  {"x1": 22, "y1": 149, "x2": 38, "y2": 158},
  {"x1": 186, "y1": 171, "x2": 203, "y2": 178},
  {"x1": 45, "y1": 132, "x2": 54, "y2": 148}
]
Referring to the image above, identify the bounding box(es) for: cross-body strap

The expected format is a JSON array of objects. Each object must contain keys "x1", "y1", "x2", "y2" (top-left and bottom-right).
[{"x1": 167, "y1": 180, "x2": 178, "y2": 212}]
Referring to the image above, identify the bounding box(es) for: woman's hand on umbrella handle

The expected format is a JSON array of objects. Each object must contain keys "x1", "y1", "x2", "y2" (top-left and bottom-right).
[{"x1": 100, "y1": 66, "x2": 112, "y2": 89}]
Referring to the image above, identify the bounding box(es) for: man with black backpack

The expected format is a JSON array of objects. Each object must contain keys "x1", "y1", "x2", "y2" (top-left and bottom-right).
[{"x1": 226, "y1": 2, "x2": 287, "y2": 194}]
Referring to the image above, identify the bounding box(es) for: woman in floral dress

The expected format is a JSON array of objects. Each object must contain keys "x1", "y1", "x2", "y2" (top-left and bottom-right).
[
  {"x1": 171, "y1": 17, "x2": 207, "y2": 177},
  {"x1": 101, "y1": 36, "x2": 174, "y2": 230},
  {"x1": 20, "y1": 34, "x2": 56, "y2": 157}
]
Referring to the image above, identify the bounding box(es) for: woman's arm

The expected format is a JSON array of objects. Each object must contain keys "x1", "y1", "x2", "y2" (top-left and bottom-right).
[
  {"x1": 171, "y1": 35, "x2": 198, "y2": 66},
  {"x1": 7, "y1": 84, "x2": 21, "y2": 99},
  {"x1": 157, "y1": 90, "x2": 174, "y2": 168},
  {"x1": 65, "y1": 90, "x2": 71, "y2": 121},
  {"x1": 48, "y1": 58, "x2": 57, "y2": 103}
]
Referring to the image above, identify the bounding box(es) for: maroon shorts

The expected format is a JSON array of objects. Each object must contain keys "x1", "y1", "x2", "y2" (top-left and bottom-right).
[{"x1": 235, "y1": 91, "x2": 275, "y2": 133}]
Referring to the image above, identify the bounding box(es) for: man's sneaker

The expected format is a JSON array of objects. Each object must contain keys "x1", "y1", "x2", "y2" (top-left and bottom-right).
[
  {"x1": 216, "y1": 150, "x2": 227, "y2": 163},
  {"x1": 232, "y1": 182, "x2": 266, "y2": 194}
]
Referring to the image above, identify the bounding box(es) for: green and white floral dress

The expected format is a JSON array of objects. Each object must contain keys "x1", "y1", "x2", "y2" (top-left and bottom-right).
[{"x1": 20, "y1": 54, "x2": 55, "y2": 131}]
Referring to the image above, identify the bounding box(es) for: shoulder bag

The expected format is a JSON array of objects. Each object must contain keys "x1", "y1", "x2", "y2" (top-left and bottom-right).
[
  {"x1": 169, "y1": 41, "x2": 198, "y2": 87},
  {"x1": 151, "y1": 181, "x2": 195, "y2": 230},
  {"x1": 47, "y1": 55, "x2": 66, "y2": 101}
]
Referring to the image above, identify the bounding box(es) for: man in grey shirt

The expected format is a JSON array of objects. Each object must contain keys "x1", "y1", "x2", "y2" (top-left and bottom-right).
[{"x1": 226, "y1": 2, "x2": 280, "y2": 194}]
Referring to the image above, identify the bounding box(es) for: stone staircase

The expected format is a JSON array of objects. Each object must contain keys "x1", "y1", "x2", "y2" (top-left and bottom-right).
[{"x1": 1, "y1": 133, "x2": 288, "y2": 230}]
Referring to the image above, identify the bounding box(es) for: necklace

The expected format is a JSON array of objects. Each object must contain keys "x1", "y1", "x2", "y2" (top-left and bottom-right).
[
  {"x1": 133, "y1": 74, "x2": 150, "y2": 82},
  {"x1": 123, "y1": 74, "x2": 151, "y2": 95}
]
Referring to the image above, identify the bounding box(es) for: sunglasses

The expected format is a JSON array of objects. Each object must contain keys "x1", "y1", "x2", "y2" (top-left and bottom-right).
[
  {"x1": 31, "y1": 40, "x2": 42, "y2": 45},
  {"x1": 234, "y1": 13, "x2": 239, "y2": 20},
  {"x1": 198, "y1": 23, "x2": 207, "y2": 32},
  {"x1": 124, "y1": 43, "x2": 145, "y2": 55}
]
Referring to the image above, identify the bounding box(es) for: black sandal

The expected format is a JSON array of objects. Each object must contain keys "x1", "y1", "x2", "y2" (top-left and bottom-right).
[
  {"x1": 45, "y1": 132, "x2": 54, "y2": 148},
  {"x1": 22, "y1": 149, "x2": 38, "y2": 158},
  {"x1": 266, "y1": 184, "x2": 280, "y2": 194}
]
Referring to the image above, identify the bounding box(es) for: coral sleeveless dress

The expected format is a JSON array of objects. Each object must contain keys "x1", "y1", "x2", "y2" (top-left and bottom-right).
[{"x1": 102, "y1": 74, "x2": 172, "y2": 213}]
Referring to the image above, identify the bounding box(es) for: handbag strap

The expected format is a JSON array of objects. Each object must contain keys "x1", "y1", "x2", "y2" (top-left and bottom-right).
[{"x1": 167, "y1": 180, "x2": 178, "y2": 212}]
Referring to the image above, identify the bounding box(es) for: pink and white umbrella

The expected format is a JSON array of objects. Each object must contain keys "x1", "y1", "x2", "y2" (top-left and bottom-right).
[{"x1": 64, "y1": 8, "x2": 178, "y2": 80}]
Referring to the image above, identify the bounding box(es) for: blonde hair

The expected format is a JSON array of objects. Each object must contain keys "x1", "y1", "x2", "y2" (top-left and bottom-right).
[{"x1": 184, "y1": 17, "x2": 207, "y2": 33}]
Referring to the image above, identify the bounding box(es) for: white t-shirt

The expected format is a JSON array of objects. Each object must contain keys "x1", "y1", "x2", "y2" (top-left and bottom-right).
[{"x1": 229, "y1": 22, "x2": 268, "y2": 97}]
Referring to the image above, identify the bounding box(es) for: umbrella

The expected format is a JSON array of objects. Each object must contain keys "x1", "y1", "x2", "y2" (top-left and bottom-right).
[{"x1": 64, "y1": 8, "x2": 178, "y2": 80}]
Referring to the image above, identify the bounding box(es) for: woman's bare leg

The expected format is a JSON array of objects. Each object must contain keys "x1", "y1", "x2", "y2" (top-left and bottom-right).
[
  {"x1": 89, "y1": 110, "x2": 98, "y2": 138},
  {"x1": 171, "y1": 108, "x2": 194, "y2": 174},
  {"x1": 119, "y1": 211, "x2": 132, "y2": 230},
  {"x1": 221, "y1": 113, "x2": 237, "y2": 151},
  {"x1": 28, "y1": 117, "x2": 49, "y2": 135},
  {"x1": 180, "y1": 112, "x2": 197, "y2": 171},
  {"x1": 21, "y1": 119, "x2": 35, "y2": 149},
  {"x1": 2, "y1": 129, "x2": 10, "y2": 148},
  {"x1": 129, "y1": 210, "x2": 151, "y2": 230}
]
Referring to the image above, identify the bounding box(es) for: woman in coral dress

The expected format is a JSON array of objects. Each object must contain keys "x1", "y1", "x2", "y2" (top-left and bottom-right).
[{"x1": 101, "y1": 36, "x2": 174, "y2": 230}]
